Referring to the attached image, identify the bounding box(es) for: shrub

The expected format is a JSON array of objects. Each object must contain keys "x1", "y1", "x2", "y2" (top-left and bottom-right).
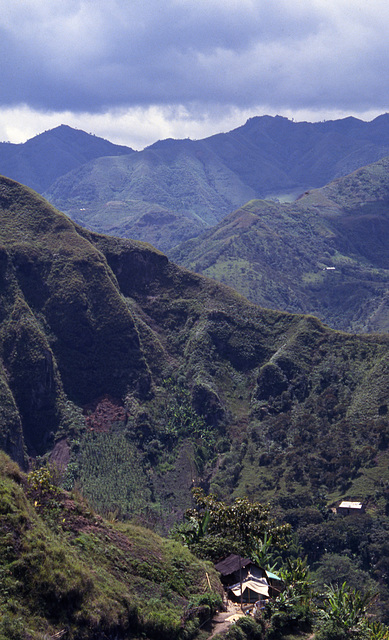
[
  {"x1": 236, "y1": 615, "x2": 264, "y2": 639},
  {"x1": 188, "y1": 591, "x2": 223, "y2": 615},
  {"x1": 316, "y1": 582, "x2": 379, "y2": 640},
  {"x1": 225, "y1": 625, "x2": 247, "y2": 640}
]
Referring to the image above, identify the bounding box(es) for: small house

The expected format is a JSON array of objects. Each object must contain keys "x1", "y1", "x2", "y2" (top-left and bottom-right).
[
  {"x1": 336, "y1": 501, "x2": 364, "y2": 515},
  {"x1": 214, "y1": 554, "x2": 281, "y2": 604}
]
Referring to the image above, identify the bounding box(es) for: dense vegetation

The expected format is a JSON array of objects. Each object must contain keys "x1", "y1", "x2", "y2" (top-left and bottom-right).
[
  {"x1": 0, "y1": 175, "x2": 389, "y2": 635},
  {"x1": 174, "y1": 491, "x2": 389, "y2": 640},
  {"x1": 3, "y1": 448, "x2": 388, "y2": 639}
]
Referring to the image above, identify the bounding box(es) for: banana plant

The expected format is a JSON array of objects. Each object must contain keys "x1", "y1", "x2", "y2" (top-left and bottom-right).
[
  {"x1": 319, "y1": 582, "x2": 377, "y2": 633},
  {"x1": 251, "y1": 532, "x2": 279, "y2": 572}
]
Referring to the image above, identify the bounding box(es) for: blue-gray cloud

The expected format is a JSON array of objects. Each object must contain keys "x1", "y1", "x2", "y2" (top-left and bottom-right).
[{"x1": 1, "y1": 0, "x2": 389, "y2": 114}]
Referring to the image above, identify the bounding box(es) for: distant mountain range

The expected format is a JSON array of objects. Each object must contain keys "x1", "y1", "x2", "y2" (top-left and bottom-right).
[
  {"x1": 171, "y1": 156, "x2": 389, "y2": 333},
  {"x1": 2, "y1": 115, "x2": 389, "y2": 251},
  {"x1": 43, "y1": 114, "x2": 389, "y2": 249},
  {"x1": 1, "y1": 116, "x2": 389, "y2": 334}
]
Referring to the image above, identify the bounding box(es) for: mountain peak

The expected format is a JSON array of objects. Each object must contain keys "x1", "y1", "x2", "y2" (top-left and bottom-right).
[
  {"x1": 0, "y1": 126, "x2": 134, "y2": 193},
  {"x1": 26, "y1": 124, "x2": 131, "y2": 149}
]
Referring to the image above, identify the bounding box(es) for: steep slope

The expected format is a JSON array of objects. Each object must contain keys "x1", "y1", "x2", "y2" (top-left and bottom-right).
[
  {"x1": 0, "y1": 124, "x2": 133, "y2": 193},
  {"x1": 205, "y1": 113, "x2": 389, "y2": 194},
  {"x1": 0, "y1": 175, "x2": 389, "y2": 529},
  {"x1": 171, "y1": 156, "x2": 389, "y2": 333},
  {"x1": 43, "y1": 114, "x2": 389, "y2": 250},
  {"x1": 0, "y1": 175, "x2": 150, "y2": 463},
  {"x1": 0, "y1": 451, "x2": 222, "y2": 639}
]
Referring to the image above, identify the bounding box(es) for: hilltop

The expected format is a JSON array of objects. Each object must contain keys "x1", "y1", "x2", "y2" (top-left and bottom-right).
[
  {"x1": 42, "y1": 114, "x2": 389, "y2": 250},
  {"x1": 0, "y1": 124, "x2": 133, "y2": 193},
  {"x1": 1, "y1": 118, "x2": 388, "y2": 336}
]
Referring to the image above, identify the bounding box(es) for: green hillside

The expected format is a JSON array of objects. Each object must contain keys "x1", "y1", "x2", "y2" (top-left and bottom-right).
[
  {"x1": 171, "y1": 157, "x2": 389, "y2": 333},
  {"x1": 1, "y1": 175, "x2": 389, "y2": 626},
  {"x1": 43, "y1": 144, "x2": 254, "y2": 251},
  {"x1": 1, "y1": 172, "x2": 388, "y2": 510}
]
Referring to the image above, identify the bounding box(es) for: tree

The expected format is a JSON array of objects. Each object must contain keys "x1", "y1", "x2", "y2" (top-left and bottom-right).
[{"x1": 179, "y1": 487, "x2": 290, "y2": 560}]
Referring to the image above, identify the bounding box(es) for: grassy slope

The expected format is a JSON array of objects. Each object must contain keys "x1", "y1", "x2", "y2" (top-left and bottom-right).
[
  {"x1": 171, "y1": 157, "x2": 389, "y2": 333},
  {"x1": 0, "y1": 125, "x2": 133, "y2": 193},
  {"x1": 0, "y1": 451, "x2": 222, "y2": 640},
  {"x1": 44, "y1": 144, "x2": 254, "y2": 251}
]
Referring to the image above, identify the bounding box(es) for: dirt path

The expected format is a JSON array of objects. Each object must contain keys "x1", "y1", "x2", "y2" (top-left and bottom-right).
[{"x1": 209, "y1": 601, "x2": 246, "y2": 638}]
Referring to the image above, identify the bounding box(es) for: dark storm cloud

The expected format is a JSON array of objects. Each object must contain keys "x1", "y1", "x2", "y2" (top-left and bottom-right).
[{"x1": 1, "y1": 0, "x2": 389, "y2": 114}]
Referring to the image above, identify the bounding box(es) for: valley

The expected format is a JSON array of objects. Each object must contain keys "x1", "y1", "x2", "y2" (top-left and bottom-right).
[
  {"x1": 1, "y1": 115, "x2": 389, "y2": 334},
  {"x1": 0, "y1": 116, "x2": 388, "y2": 638}
]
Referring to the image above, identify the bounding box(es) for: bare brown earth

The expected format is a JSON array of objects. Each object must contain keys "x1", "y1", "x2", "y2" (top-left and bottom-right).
[{"x1": 210, "y1": 600, "x2": 246, "y2": 638}]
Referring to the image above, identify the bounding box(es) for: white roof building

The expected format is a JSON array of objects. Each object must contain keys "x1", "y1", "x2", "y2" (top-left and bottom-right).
[{"x1": 337, "y1": 501, "x2": 364, "y2": 514}]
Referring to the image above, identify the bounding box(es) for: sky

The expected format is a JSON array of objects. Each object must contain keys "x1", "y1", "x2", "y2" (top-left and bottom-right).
[{"x1": 1, "y1": 0, "x2": 388, "y2": 149}]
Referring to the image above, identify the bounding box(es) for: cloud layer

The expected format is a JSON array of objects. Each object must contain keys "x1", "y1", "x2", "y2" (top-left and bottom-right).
[{"x1": 1, "y1": 0, "x2": 389, "y2": 146}]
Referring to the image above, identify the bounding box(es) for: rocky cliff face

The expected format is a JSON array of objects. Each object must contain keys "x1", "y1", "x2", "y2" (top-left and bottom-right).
[{"x1": 0, "y1": 177, "x2": 150, "y2": 462}]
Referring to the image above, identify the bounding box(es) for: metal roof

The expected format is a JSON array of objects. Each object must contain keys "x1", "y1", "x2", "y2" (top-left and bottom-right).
[
  {"x1": 214, "y1": 554, "x2": 253, "y2": 576},
  {"x1": 266, "y1": 570, "x2": 282, "y2": 581},
  {"x1": 338, "y1": 501, "x2": 363, "y2": 509}
]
